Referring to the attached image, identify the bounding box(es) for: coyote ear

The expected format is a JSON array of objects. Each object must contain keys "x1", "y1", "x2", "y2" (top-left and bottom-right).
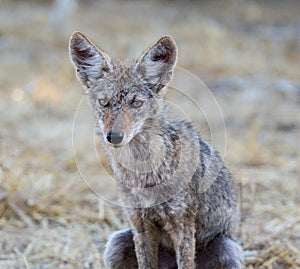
[
  {"x1": 69, "y1": 31, "x2": 112, "y2": 89},
  {"x1": 136, "y1": 35, "x2": 177, "y2": 88}
]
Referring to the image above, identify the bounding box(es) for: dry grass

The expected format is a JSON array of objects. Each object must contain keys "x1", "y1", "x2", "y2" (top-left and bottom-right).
[{"x1": 0, "y1": 0, "x2": 299, "y2": 268}]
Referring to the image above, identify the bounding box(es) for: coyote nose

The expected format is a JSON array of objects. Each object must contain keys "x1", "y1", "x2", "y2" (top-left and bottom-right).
[{"x1": 107, "y1": 131, "x2": 124, "y2": 145}]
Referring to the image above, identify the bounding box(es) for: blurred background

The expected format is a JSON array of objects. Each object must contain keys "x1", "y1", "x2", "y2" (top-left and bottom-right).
[{"x1": 0, "y1": 0, "x2": 299, "y2": 268}]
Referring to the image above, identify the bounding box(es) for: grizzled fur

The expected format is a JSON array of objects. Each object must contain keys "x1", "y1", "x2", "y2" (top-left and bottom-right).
[{"x1": 69, "y1": 32, "x2": 244, "y2": 269}]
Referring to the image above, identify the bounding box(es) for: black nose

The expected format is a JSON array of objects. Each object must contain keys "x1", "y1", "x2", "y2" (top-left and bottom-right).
[{"x1": 107, "y1": 131, "x2": 124, "y2": 145}]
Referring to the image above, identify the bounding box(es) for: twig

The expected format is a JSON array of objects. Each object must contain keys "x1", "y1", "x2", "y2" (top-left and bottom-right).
[
  {"x1": 8, "y1": 201, "x2": 35, "y2": 227},
  {"x1": 23, "y1": 255, "x2": 30, "y2": 269},
  {"x1": 260, "y1": 250, "x2": 289, "y2": 268}
]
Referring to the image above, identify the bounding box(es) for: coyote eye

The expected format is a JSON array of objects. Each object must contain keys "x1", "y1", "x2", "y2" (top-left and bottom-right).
[
  {"x1": 98, "y1": 98, "x2": 109, "y2": 107},
  {"x1": 132, "y1": 100, "x2": 144, "y2": 108}
]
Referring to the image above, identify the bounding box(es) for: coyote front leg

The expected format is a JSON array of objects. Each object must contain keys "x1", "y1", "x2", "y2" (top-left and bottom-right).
[
  {"x1": 131, "y1": 220, "x2": 159, "y2": 269},
  {"x1": 171, "y1": 222, "x2": 196, "y2": 269}
]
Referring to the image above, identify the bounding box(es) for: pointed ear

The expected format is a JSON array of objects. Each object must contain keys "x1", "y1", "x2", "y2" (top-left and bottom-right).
[
  {"x1": 136, "y1": 35, "x2": 177, "y2": 88},
  {"x1": 69, "y1": 31, "x2": 112, "y2": 90}
]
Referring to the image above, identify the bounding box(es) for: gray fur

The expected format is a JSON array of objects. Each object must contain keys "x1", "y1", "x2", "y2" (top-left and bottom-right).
[{"x1": 69, "y1": 32, "x2": 244, "y2": 269}]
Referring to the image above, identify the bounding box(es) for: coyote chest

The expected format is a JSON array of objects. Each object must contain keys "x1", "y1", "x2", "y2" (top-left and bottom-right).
[{"x1": 109, "y1": 127, "x2": 181, "y2": 188}]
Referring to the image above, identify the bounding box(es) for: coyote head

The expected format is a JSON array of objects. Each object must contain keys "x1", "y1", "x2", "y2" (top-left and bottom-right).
[{"x1": 69, "y1": 32, "x2": 177, "y2": 148}]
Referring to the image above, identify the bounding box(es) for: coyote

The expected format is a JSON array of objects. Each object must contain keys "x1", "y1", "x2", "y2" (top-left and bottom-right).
[{"x1": 69, "y1": 32, "x2": 244, "y2": 269}]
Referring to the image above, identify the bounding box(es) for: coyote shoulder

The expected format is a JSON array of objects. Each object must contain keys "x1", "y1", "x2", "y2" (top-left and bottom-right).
[{"x1": 69, "y1": 32, "x2": 244, "y2": 269}]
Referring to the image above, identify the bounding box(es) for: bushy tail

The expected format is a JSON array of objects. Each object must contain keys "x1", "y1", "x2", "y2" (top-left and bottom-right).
[{"x1": 104, "y1": 229, "x2": 244, "y2": 269}]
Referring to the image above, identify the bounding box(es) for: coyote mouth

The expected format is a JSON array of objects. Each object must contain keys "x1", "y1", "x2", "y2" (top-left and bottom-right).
[{"x1": 111, "y1": 144, "x2": 123, "y2": 149}]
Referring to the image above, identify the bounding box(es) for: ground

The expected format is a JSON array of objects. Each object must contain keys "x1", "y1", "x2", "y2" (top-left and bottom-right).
[{"x1": 0, "y1": 0, "x2": 299, "y2": 268}]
